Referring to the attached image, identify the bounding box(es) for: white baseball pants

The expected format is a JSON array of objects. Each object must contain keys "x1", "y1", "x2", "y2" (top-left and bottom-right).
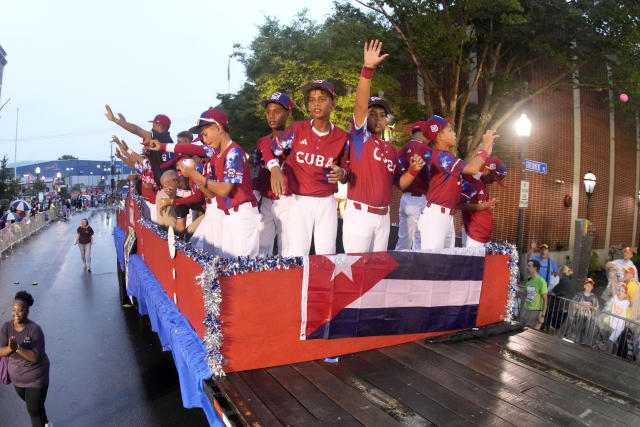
[
  {"x1": 144, "y1": 200, "x2": 158, "y2": 223},
  {"x1": 395, "y1": 193, "x2": 426, "y2": 250},
  {"x1": 461, "y1": 227, "x2": 486, "y2": 248},
  {"x1": 220, "y1": 203, "x2": 263, "y2": 258},
  {"x1": 259, "y1": 196, "x2": 293, "y2": 256},
  {"x1": 190, "y1": 203, "x2": 224, "y2": 256},
  {"x1": 342, "y1": 200, "x2": 390, "y2": 253},
  {"x1": 288, "y1": 194, "x2": 338, "y2": 256},
  {"x1": 418, "y1": 203, "x2": 456, "y2": 250}
]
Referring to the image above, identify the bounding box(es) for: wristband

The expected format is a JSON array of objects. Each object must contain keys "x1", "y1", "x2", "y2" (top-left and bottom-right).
[
  {"x1": 361, "y1": 66, "x2": 375, "y2": 79},
  {"x1": 408, "y1": 167, "x2": 420, "y2": 177},
  {"x1": 475, "y1": 149, "x2": 488, "y2": 161},
  {"x1": 164, "y1": 143, "x2": 176, "y2": 153},
  {"x1": 266, "y1": 159, "x2": 280, "y2": 171}
]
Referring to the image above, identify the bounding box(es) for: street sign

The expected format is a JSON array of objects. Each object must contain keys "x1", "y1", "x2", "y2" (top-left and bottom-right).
[
  {"x1": 525, "y1": 159, "x2": 547, "y2": 174},
  {"x1": 519, "y1": 180, "x2": 529, "y2": 208}
]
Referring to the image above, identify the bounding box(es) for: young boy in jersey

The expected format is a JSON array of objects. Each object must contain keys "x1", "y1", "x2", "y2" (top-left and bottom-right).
[
  {"x1": 342, "y1": 40, "x2": 398, "y2": 253},
  {"x1": 254, "y1": 92, "x2": 294, "y2": 256},
  {"x1": 266, "y1": 81, "x2": 349, "y2": 256},
  {"x1": 399, "y1": 116, "x2": 498, "y2": 249},
  {"x1": 395, "y1": 121, "x2": 430, "y2": 250},
  {"x1": 459, "y1": 157, "x2": 507, "y2": 247},
  {"x1": 151, "y1": 109, "x2": 262, "y2": 258}
]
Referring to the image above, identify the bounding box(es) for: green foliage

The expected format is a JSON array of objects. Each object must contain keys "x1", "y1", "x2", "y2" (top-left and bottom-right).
[
  {"x1": 0, "y1": 155, "x2": 22, "y2": 200},
  {"x1": 70, "y1": 183, "x2": 84, "y2": 192},
  {"x1": 588, "y1": 251, "x2": 603, "y2": 275},
  {"x1": 58, "y1": 154, "x2": 78, "y2": 160},
  {"x1": 225, "y1": 3, "x2": 406, "y2": 151}
]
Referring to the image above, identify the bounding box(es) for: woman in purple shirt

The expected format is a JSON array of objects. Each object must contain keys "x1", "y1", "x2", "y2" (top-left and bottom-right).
[{"x1": 0, "y1": 291, "x2": 50, "y2": 427}]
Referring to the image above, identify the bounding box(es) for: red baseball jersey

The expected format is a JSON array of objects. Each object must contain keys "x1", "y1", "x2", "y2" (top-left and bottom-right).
[
  {"x1": 135, "y1": 159, "x2": 158, "y2": 202},
  {"x1": 265, "y1": 120, "x2": 349, "y2": 197},
  {"x1": 461, "y1": 176, "x2": 493, "y2": 243},
  {"x1": 397, "y1": 140, "x2": 428, "y2": 196},
  {"x1": 347, "y1": 117, "x2": 398, "y2": 207},
  {"x1": 213, "y1": 141, "x2": 256, "y2": 211},
  {"x1": 254, "y1": 134, "x2": 290, "y2": 199},
  {"x1": 423, "y1": 147, "x2": 468, "y2": 209}
]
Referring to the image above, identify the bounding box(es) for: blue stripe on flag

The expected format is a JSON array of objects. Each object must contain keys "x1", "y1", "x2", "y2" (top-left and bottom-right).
[
  {"x1": 388, "y1": 251, "x2": 485, "y2": 281},
  {"x1": 307, "y1": 305, "x2": 479, "y2": 339}
]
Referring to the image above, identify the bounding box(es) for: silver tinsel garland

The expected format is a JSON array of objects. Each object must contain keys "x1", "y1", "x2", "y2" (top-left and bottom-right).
[{"x1": 485, "y1": 241, "x2": 520, "y2": 322}]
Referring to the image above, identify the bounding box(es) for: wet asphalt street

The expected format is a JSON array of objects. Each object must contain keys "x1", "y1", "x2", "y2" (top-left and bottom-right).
[{"x1": 0, "y1": 209, "x2": 208, "y2": 427}]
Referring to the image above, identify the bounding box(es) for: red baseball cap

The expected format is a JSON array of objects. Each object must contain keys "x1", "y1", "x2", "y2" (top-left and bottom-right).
[
  {"x1": 424, "y1": 115, "x2": 452, "y2": 142},
  {"x1": 192, "y1": 136, "x2": 203, "y2": 143},
  {"x1": 148, "y1": 114, "x2": 171, "y2": 129},
  {"x1": 484, "y1": 157, "x2": 507, "y2": 187},
  {"x1": 411, "y1": 121, "x2": 429, "y2": 135},
  {"x1": 188, "y1": 108, "x2": 229, "y2": 134}
]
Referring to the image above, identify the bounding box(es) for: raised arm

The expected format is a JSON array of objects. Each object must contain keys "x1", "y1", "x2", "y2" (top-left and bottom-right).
[
  {"x1": 114, "y1": 148, "x2": 137, "y2": 168},
  {"x1": 462, "y1": 130, "x2": 499, "y2": 175},
  {"x1": 148, "y1": 140, "x2": 209, "y2": 158},
  {"x1": 112, "y1": 136, "x2": 144, "y2": 164},
  {"x1": 354, "y1": 40, "x2": 388, "y2": 128},
  {"x1": 105, "y1": 105, "x2": 152, "y2": 140}
]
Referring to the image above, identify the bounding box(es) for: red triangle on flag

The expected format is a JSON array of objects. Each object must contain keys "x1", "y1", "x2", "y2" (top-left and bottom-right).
[{"x1": 304, "y1": 252, "x2": 398, "y2": 338}]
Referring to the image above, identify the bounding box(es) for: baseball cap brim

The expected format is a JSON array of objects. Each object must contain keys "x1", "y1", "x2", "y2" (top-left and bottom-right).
[
  {"x1": 540, "y1": 244, "x2": 549, "y2": 249},
  {"x1": 301, "y1": 82, "x2": 335, "y2": 99},
  {"x1": 192, "y1": 136, "x2": 203, "y2": 143},
  {"x1": 368, "y1": 99, "x2": 391, "y2": 115},
  {"x1": 260, "y1": 99, "x2": 290, "y2": 110}
]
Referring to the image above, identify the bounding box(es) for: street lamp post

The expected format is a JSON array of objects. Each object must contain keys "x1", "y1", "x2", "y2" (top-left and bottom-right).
[
  {"x1": 515, "y1": 113, "x2": 532, "y2": 255},
  {"x1": 35, "y1": 166, "x2": 41, "y2": 183},
  {"x1": 583, "y1": 171, "x2": 596, "y2": 220}
]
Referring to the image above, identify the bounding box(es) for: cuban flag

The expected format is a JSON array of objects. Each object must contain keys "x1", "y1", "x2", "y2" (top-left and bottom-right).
[{"x1": 300, "y1": 248, "x2": 486, "y2": 340}]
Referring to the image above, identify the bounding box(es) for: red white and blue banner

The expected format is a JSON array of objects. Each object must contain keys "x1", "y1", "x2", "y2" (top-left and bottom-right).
[{"x1": 301, "y1": 248, "x2": 486, "y2": 340}]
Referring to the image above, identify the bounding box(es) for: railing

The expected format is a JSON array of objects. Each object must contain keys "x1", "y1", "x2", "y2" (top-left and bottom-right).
[
  {"x1": 0, "y1": 210, "x2": 56, "y2": 254},
  {"x1": 518, "y1": 292, "x2": 640, "y2": 363}
]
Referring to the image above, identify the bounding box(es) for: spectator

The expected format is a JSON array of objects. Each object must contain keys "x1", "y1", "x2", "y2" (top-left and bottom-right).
[
  {"x1": 605, "y1": 283, "x2": 630, "y2": 354},
  {"x1": 606, "y1": 246, "x2": 638, "y2": 282},
  {"x1": 0, "y1": 291, "x2": 51, "y2": 427},
  {"x1": 75, "y1": 218, "x2": 94, "y2": 272},
  {"x1": 566, "y1": 278, "x2": 599, "y2": 344},
  {"x1": 528, "y1": 242, "x2": 559, "y2": 291},
  {"x1": 156, "y1": 170, "x2": 186, "y2": 233},
  {"x1": 176, "y1": 131, "x2": 193, "y2": 145},
  {"x1": 520, "y1": 259, "x2": 548, "y2": 329},
  {"x1": 543, "y1": 265, "x2": 574, "y2": 330}
]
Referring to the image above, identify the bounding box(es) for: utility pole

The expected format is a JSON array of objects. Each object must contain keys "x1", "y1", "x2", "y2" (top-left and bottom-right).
[{"x1": 14, "y1": 107, "x2": 19, "y2": 179}]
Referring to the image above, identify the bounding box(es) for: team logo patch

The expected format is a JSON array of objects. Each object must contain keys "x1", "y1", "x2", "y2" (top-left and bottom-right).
[
  {"x1": 271, "y1": 92, "x2": 282, "y2": 100},
  {"x1": 430, "y1": 124, "x2": 439, "y2": 133},
  {"x1": 227, "y1": 169, "x2": 237, "y2": 178}
]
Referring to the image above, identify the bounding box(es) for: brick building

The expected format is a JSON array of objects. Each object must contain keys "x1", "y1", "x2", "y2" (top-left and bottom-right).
[{"x1": 392, "y1": 65, "x2": 639, "y2": 266}]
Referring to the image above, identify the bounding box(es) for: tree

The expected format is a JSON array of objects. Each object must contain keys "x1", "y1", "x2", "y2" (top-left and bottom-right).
[
  {"x1": 354, "y1": 0, "x2": 640, "y2": 156},
  {"x1": 70, "y1": 183, "x2": 84, "y2": 192},
  {"x1": 0, "y1": 155, "x2": 22, "y2": 201},
  {"x1": 58, "y1": 154, "x2": 78, "y2": 160},
  {"x1": 227, "y1": 4, "x2": 408, "y2": 151}
]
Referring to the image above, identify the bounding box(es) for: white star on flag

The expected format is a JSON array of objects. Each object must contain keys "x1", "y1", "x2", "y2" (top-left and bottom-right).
[{"x1": 324, "y1": 254, "x2": 361, "y2": 281}]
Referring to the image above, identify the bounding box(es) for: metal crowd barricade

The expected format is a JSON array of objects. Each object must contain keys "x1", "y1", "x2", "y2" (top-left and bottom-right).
[
  {"x1": 0, "y1": 211, "x2": 55, "y2": 255},
  {"x1": 519, "y1": 293, "x2": 640, "y2": 363}
]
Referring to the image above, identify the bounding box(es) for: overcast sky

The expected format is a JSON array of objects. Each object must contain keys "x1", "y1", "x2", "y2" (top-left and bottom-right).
[{"x1": 0, "y1": 0, "x2": 337, "y2": 164}]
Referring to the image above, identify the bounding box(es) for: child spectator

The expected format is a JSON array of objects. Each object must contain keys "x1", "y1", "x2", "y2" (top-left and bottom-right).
[{"x1": 566, "y1": 278, "x2": 599, "y2": 344}]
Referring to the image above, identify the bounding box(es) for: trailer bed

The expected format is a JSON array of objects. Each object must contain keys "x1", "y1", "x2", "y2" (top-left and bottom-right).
[{"x1": 206, "y1": 328, "x2": 640, "y2": 426}]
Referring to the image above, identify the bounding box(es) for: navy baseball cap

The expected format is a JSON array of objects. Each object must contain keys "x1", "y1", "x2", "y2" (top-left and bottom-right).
[
  {"x1": 484, "y1": 157, "x2": 507, "y2": 186},
  {"x1": 368, "y1": 96, "x2": 391, "y2": 114},
  {"x1": 261, "y1": 92, "x2": 293, "y2": 110},
  {"x1": 301, "y1": 80, "x2": 336, "y2": 99},
  {"x1": 188, "y1": 108, "x2": 229, "y2": 134},
  {"x1": 425, "y1": 115, "x2": 452, "y2": 142}
]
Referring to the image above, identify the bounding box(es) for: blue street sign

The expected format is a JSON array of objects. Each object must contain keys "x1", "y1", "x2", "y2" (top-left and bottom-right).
[{"x1": 525, "y1": 159, "x2": 547, "y2": 174}]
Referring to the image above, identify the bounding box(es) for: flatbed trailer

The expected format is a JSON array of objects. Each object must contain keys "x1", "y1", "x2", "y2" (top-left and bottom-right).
[{"x1": 114, "y1": 195, "x2": 640, "y2": 426}]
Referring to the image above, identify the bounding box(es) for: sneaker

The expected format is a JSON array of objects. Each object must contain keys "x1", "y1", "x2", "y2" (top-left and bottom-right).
[{"x1": 87, "y1": 267, "x2": 92, "y2": 273}]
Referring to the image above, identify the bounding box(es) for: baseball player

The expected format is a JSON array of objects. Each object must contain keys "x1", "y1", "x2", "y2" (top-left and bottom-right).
[
  {"x1": 342, "y1": 40, "x2": 398, "y2": 253},
  {"x1": 400, "y1": 116, "x2": 498, "y2": 249},
  {"x1": 105, "y1": 105, "x2": 175, "y2": 186},
  {"x1": 459, "y1": 157, "x2": 507, "y2": 247},
  {"x1": 265, "y1": 80, "x2": 349, "y2": 256},
  {"x1": 254, "y1": 92, "x2": 294, "y2": 256},
  {"x1": 395, "y1": 121, "x2": 430, "y2": 250},
  {"x1": 151, "y1": 109, "x2": 262, "y2": 257},
  {"x1": 111, "y1": 136, "x2": 160, "y2": 223}
]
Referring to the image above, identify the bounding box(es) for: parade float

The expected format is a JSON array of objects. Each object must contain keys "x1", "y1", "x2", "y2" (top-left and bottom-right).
[{"x1": 114, "y1": 193, "x2": 517, "y2": 426}]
